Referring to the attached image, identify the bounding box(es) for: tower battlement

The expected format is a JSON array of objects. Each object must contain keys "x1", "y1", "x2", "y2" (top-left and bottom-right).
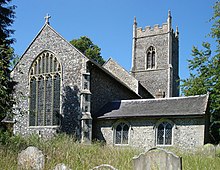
[
  {"x1": 136, "y1": 23, "x2": 168, "y2": 37},
  {"x1": 133, "y1": 11, "x2": 179, "y2": 39}
]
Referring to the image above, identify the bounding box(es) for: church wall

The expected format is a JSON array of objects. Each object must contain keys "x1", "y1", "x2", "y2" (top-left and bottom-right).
[
  {"x1": 134, "y1": 34, "x2": 169, "y2": 70},
  {"x1": 96, "y1": 117, "x2": 206, "y2": 150},
  {"x1": 12, "y1": 25, "x2": 87, "y2": 138},
  {"x1": 133, "y1": 33, "x2": 170, "y2": 97},
  {"x1": 134, "y1": 69, "x2": 168, "y2": 98},
  {"x1": 90, "y1": 65, "x2": 140, "y2": 116},
  {"x1": 174, "y1": 118, "x2": 205, "y2": 149}
]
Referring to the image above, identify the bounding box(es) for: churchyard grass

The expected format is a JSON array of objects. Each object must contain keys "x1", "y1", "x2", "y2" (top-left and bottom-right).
[{"x1": 0, "y1": 134, "x2": 220, "y2": 170}]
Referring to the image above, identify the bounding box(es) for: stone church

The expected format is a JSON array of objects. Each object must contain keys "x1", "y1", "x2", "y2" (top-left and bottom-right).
[{"x1": 11, "y1": 12, "x2": 210, "y2": 150}]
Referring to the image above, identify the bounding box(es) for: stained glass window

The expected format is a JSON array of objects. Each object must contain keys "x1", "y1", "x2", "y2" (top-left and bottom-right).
[
  {"x1": 53, "y1": 74, "x2": 60, "y2": 125},
  {"x1": 115, "y1": 123, "x2": 129, "y2": 145},
  {"x1": 29, "y1": 51, "x2": 61, "y2": 126},
  {"x1": 29, "y1": 78, "x2": 36, "y2": 126},
  {"x1": 146, "y1": 46, "x2": 156, "y2": 69},
  {"x1": 157, "y1": 122, "x2": 173, "y2": 145}
]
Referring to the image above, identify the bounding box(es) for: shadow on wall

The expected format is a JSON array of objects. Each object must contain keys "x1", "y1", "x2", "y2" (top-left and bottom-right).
[{"x1": 61, "y1": 85, "x2": 81, "y2": 139}]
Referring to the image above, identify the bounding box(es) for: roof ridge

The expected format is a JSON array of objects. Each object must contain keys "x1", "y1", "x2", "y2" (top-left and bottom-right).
[{"x1": 113, "y1": 94, "x2": 208, "y2": 103}]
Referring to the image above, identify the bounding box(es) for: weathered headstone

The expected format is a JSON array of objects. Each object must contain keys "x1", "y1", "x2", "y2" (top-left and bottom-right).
[
  {"x1": 53, "y1": 163, "x2": 72, "y2": 170},
  {"x1": 18, "y1": 146, "x2": 45, "y2": 170},
  {"x1": 133, "y1": 148, "x2": 182, "y2": 170},
  {"x1": 201, "y1": 143, "x2": 216, "y2": 158},
  {"x1": 91, "y1": 164, "x2": 118, "y2": 170}
]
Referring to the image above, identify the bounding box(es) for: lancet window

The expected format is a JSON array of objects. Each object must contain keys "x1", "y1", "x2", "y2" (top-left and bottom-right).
[
  {"x1": 156, "y1": 121, "x2": 173, "y2": 145},
  {"x1": 29, "y1": 51, "x2": 61, "y2": 126},
  {"x1": 115, "y1": 122, "x2": 129, "y2": 145},
  {"x1": 146, "y1": 46, "x2": 156, "y2": 69}
]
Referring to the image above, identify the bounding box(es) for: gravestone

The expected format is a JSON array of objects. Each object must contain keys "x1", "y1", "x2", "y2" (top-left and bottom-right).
[
  {"x1": 91, "y1": 164, "x2": 118, "y2": 170},
  {"x1": 53, "y1": 163, "x2": 72, "y2": 170},
  {"x1": 18, "y1": 146, "x2": 45, "y2": 170},
  {"x1": 201, "y1": 143, "x2": 216, "y2": 158},
  {"x1": 133, "y1": 148, "x2": 182, "y2": 170}
]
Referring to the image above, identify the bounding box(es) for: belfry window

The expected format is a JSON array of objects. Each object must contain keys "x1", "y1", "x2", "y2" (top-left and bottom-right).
[
  {"x1": 29, "y1": 51, "x2": 61, "y2": 126},
  {"x1": 115, "y1": 123, "x2": 129, "y2": 145},
  {"x1": 157, "y1": 121, "x2": 173, "y2": 145},
  {"x1": 146, "y1": 46, "x2": 156, "y2": 69}
]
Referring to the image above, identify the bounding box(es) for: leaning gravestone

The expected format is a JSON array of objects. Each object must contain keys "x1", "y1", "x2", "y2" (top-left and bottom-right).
[
  {"x1": 133, "y1": 148, "x2": 182, "y2": 170},
  {"x1": 18, "y1": 146, "x2": 45, "y2": 170},
  {"x1": 91, "y1": 164, "x2": 118, "y2": 170},
  {"x1": 53, "y1": 163, "x2": 72, "y2": 170}
]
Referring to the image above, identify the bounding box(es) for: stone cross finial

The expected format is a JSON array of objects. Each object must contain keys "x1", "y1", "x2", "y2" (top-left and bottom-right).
[
  {"x1": 168, "y1": 10, "x2": 171, "y2": 18},
  {"x1": 44, "y1": 14, "x2": 51, "y2": 24}
]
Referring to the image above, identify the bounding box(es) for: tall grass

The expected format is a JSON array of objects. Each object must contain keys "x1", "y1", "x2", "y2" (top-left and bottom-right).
[
  {"x1": 0, "y1": 134, "x2": 220, "y2": 170},
  {"x1": 0, "y1": 134, "x2": 139, "y2": 170}
]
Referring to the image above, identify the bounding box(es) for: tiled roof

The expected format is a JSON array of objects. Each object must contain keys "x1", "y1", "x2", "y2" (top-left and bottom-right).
[{"x1": 96, "y1": 94, "x2": 209, "y2": 119}]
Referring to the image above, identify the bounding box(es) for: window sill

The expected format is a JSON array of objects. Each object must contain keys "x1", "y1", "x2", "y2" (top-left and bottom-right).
[
  {"x1": 114, "y1": 144, "x2": 129, "y2": 146},
  {"x1": 156, "y1": 144, "x2": 173, "y2": 147},
  {"x1": 28, "y1": 125, "x2": 60, "y2": 129}
]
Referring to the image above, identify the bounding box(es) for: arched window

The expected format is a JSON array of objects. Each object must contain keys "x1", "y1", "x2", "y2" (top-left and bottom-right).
[
  {"x1": 115, "y1": 122, "x2": 129, "y2": 145},
  {"x1": 156, "y1": 121, "x2": 173, "y2": 145},
  {"x1": 29, "y1": 51, "x2": 61, "y2": 126},
  {"x1": 146, "y1": 46, "x2": 156, "y2": 69}
]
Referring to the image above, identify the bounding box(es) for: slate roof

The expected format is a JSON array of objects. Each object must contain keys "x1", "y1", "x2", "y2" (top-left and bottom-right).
[{"x1": 96, "y1": 94, "x2": 209, "y2": 119}]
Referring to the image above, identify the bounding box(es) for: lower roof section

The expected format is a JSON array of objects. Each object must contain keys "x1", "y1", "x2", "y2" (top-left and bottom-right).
[{"x1": 96, "y1": 94, "x2": 209, "y2": 119}]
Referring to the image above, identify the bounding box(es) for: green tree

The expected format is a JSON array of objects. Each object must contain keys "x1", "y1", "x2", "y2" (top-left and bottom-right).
[
  {"x1": 181, "y1": 1, "x2": 220, "y2": 143},
  {"x1": 0, "y1": 0, "x2": 16, "y2": 121},
  {"x1": 70, "y1": 36, "x2": 105, "y2": 65}
]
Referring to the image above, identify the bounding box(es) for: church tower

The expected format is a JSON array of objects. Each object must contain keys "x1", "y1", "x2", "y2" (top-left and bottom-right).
[{"x1": 131, "y1": 11, "x2": 179, "y2": 98}]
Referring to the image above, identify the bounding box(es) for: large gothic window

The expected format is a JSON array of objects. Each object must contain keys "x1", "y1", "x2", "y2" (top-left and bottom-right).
[
  {"x1": 156, "y1": 121, "x2": 173, "y2": 145},
  {"x1": 146, "y1": 46, "x2": 156, "y2": 69},
  {"x1": 115, "y1": 122, "x2": 129, "y2": 145},
  {"x1": 29, "y1": 51, "x2": 61, "y2": 126}
]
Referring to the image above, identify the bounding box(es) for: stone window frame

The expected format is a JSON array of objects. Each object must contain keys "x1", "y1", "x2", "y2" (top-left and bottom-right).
[
  {"x1": 28, "y1": 50, "x2": 62, "y2": 127},
  {"x1": 145, "y1": 46, "x2": 156, "y2": 70},
  {"x1": 113, "y1": 120, "x2": 131, "y2": 146},
  {"x1": 154, "y1": 119, "x2": 175, "y2": 146}
]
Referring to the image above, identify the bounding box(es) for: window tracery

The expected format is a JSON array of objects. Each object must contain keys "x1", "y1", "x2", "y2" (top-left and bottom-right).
[
  {"x1": 115, "y1": 122, "x2": 129, "y2": 145},
  {"x1": 146, "y1": 46, "x2": 156, "y2": 69},
  {"x1": 156, "y1": 121, "x2": 173, "y2": 145},
  {"x1": 29, "y1": 51, "x2": 61, "y2": 126}
]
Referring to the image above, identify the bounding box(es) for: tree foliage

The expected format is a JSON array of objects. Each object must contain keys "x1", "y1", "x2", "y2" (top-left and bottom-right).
[
  {"x1": 0, "y1": 0, "x2": 16, "y2": 121},
  {"x1": 181, "y1": 1, "x2": 220, "y2": 143},
  {"x1": 70, "y1": 36, "x2": 105, "y2": 65}
]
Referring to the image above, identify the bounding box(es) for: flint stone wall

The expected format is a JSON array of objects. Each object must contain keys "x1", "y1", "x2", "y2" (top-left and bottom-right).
[
  {"x1": 95, "y1": 117, "x2": 206, "y2": 150},
  {"x1": 133, "y1": 27, "x2": 179, "y2": 97},
  {"x1": 90, "y1": 64, "x2": 140, "y2": 116},
  {"x1": 12, "y1": 24, "x2": 88, "y2": 138}
]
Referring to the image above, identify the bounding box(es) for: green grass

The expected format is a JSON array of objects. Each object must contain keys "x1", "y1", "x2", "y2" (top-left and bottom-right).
[{"x1": 0, "y1": 134, "x2": 220, "y2": 170}]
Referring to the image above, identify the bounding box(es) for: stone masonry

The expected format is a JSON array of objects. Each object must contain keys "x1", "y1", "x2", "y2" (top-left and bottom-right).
[
  {"x1": 12, "y1": 24, "x2": 89, "y2": 138},
  {"x1": 131, "y1": 11, "x2": 179, "y2": 98},
  {"x1": 95, "y1": 117, "x2": 207, "y2": 150}
]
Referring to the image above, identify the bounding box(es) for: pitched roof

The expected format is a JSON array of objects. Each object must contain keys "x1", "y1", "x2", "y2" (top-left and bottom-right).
[
  {"x1": 97, "y1": 94, "x2": 209, "y2": 119},
  {"x1": 88, "y1": 60, "x2": 142, "y2": 98},
  {"x1": 103, "y1": 58, "x2": 139, "y2": 93}
]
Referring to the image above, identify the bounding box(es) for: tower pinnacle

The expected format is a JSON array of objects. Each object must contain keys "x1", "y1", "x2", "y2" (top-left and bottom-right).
[
  {"x1": 134, "y1": 16, "x2": 137, "y2": 25},
  {"x1": 167, "y1": 10, "x2": 172, "y2": 31}
]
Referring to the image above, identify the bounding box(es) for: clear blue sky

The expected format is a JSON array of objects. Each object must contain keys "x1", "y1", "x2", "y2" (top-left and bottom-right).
[{"x1": 12, "y1": 0, "x2": 217, "y2": 81}]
